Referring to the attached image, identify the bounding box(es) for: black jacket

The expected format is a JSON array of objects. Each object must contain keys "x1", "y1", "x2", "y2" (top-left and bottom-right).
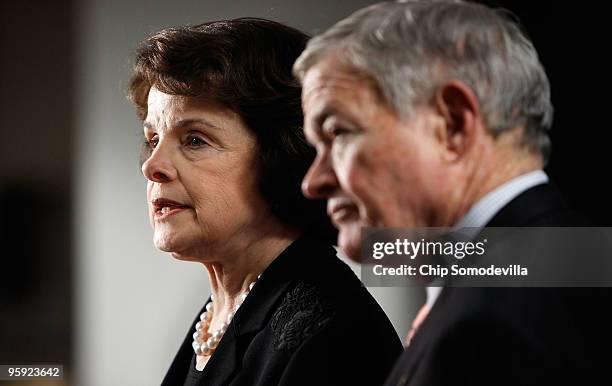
[
  {"x1": 384, "y1": 183, "x2": 612, "y2": 386},
  {"x1": 162, "y1": 236, "x2": 403, "y2": 386}
]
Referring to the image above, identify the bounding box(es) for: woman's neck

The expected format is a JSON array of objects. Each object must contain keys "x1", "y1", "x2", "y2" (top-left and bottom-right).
[{"x1": 203, "y1": 229, "x2": 299, "y2": 329}]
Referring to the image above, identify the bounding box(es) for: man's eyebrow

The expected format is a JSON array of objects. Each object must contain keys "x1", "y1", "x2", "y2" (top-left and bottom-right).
[
  {"x1": 304, "y1": 109, "x2": 327, "y2": 141},
  {"x1": 312, "y1": 103, "x2": 354, "y2": 133},
  {"x1": 305, "y1": 105, "x2": 345, "y2": 145},
  {"x1": 311, "y1": 105, "x2": 339, "y2": 128},
  {"x1": 143, "y1": 118, "x2": 223, "y2": 132}
]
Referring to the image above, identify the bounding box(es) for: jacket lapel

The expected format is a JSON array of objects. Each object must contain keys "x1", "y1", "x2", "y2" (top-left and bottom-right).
[{"x1": 393, "y1": 183, "x2": 575, "y2": 385}]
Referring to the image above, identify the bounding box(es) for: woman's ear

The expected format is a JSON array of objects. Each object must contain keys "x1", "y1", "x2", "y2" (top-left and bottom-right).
[{"x1": 433, "y1": 80, "x2": 481, "y2": 162}]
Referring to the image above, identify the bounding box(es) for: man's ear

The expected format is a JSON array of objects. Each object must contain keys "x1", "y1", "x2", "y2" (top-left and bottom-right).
[{"x1": 433, "y1": 80, "x2": 480, "y2": 162}]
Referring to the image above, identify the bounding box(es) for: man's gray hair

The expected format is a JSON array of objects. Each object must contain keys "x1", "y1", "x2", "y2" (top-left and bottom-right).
[{"x1": 294, "y1": 0, "x2": 553, "y2": 162}]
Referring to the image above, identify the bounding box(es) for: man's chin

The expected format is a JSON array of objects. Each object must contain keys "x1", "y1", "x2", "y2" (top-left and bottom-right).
[{"x1": 338, "y1": 228, "x2": 363, "y2": 263}]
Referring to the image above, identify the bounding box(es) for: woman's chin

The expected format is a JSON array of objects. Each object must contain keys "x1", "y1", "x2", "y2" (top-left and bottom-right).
[
  {"x1": 153, "y1": 233, "x2": 182, "y2": 253},
  {"x1": 170, "y1": 251, "x2": 193, "y2": 261},
  {"x1": 153, "y1": 237, "x2": 203, "y2": 262}
]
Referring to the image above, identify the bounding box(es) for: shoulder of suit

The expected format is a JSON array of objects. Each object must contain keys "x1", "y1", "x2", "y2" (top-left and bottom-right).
[{"x1": 269, "y1": 280, "x2": 337, "y2": 351}]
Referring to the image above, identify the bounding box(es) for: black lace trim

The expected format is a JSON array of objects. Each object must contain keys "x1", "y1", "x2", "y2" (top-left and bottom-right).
[{"x1": 270, "y1": 281, "x2": 335, "y2": 351}]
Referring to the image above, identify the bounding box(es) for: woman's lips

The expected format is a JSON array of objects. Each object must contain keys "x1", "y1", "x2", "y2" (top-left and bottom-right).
[
  {"x1": 152, "y1": 198, "x2": 191, "y2": 219},
  {"x1": 154, "y1": 205, "x2": 189, "y2": 219}
]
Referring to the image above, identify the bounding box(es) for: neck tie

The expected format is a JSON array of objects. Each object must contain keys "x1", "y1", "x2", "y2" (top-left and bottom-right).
[{"x1": 404, "y1": 303, "x2": 430, "y2": 347}]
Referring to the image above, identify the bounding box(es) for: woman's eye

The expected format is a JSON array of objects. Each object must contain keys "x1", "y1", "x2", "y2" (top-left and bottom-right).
[
  {"x1": 145, "y1": 136, "x2": 159, "y2": 149},
  {"x1": 139, "y1": 136, "x2": 158, "y2": 166},
  {"x1": 186, "y1": 135, "x2": 208, "y2": 148}
]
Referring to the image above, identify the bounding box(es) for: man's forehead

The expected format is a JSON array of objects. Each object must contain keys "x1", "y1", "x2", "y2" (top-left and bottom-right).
[
  {"x1": 304, "y1": 67, "x2": 391, "y2": 126},
  {"x1": 303, "y1": 62, "x2": 378, "y2": 113},
  {"x1": 303, "y1": 71, "x2": 351, "y2": 105},
  {"x1": 303, "y1": 58, "x2": 368, "y2": 91}
]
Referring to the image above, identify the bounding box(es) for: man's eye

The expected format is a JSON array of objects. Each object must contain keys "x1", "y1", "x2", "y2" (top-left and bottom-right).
[
  {"x1": 331, "y1": 127, "x2": 350, "y2": 137},
  {"x1": 326, "y1": 126, "x2": 354, "y2": 140}
]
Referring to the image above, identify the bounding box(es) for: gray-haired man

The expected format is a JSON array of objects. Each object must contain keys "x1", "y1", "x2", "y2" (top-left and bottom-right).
[{"x1": 294, "y1": 1, "x2": 610, "y2": 385}]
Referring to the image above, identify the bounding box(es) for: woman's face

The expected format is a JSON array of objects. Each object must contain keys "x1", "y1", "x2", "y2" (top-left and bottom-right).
[{"x1": 141, "y1": 87, "x2": 269, "y2": 261}]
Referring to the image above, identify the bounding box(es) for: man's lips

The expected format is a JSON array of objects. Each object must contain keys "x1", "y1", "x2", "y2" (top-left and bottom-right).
[
  {"x1": 328, "y1": 201, "x2": 359, "y2": 223},
  {"x1": 152, "y1": 198, "x2": 191, "y2": 218}
]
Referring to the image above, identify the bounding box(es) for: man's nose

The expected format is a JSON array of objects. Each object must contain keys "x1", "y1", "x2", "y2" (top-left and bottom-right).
[{"x1": 302, "y1": 151, "x2": 339, "y2": 199}]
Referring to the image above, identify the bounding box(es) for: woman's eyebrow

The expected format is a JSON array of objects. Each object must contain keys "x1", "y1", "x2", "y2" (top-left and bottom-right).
[
  {"x1": 143, "y1": 121, "x2": 155, "y2": 131},
  {"x1": 175, "y1": 118, "x2": 223, "y2": 131},
  {"x1": 143, "y1": 118, "x2": 223, "y2": 132}
]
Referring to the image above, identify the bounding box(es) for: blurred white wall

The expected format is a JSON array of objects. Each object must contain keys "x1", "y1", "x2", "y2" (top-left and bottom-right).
[{"x1": 74, "y1": 1, "x2": 423, "y2": 384}]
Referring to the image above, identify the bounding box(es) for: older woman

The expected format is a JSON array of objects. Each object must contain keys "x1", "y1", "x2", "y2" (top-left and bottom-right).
[{"x1": 128, "y1": 18, "x2": 401, "y2": 385}]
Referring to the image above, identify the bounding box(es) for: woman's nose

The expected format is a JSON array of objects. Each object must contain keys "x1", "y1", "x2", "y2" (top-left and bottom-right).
[
  {"x1": 302, "y1": 152, "x2": 339, "y2": 199},
  {"x1": 141, "y1": 140, "x2": 177, "y2": 183}
]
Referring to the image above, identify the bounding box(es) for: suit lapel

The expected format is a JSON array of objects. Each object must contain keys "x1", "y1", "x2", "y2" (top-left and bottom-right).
[{"x1": 389, "y1": 183, "x2": 577, "y2": 385}]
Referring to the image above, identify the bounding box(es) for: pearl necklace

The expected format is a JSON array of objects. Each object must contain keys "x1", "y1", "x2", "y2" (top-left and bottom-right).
[{"x1": 192, "y1": 280, "x2": 257, "y2": 357}]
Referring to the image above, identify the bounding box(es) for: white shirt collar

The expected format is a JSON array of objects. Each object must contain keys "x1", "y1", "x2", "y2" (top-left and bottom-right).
[
  {"x1": 426, "y1": 170, "x2": 549, "y2": 307},
  {"x1": 454, "y1": 170, "x2": 549, "y2": 230}
]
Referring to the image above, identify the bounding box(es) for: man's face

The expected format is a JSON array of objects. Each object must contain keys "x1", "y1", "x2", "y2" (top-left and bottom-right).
[{"x1": 301, "y1": 57, "x2": 450, "y2": 261}]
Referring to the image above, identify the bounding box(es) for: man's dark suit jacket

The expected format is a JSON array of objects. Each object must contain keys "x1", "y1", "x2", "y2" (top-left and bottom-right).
[
  {"x1": 162, "y1": 236, "x2": 403, "y2": 386},
  {"x1": 384, "y1": 183, "x2": 612, "y2": 386}
]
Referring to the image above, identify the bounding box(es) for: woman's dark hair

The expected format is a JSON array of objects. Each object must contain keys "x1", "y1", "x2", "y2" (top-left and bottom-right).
[{"x1": 128, "y1": 17, "x2": 337, "y2": 243}]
